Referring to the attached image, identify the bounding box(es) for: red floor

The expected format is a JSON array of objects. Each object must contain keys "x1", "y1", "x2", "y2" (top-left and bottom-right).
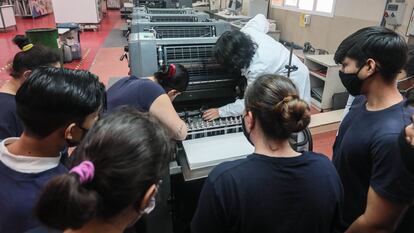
[
  {"x1": 0, "y1": 11, "x2": 337, "y2": 158},
  {"x1": 0, "y1": 10, "x2": 123, "y2": 84}
]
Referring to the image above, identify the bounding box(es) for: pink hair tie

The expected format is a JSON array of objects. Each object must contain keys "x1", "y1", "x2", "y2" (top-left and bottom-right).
[
  {"x1": 168, "y1": 64, "x2": 176, "y2": 79},
  {"x1": 70, "y1": 161, "x2": 95, "y2": 184}
]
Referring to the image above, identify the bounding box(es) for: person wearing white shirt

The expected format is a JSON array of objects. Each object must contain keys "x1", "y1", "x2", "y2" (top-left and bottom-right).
[{"x1": 203, "y1": 14, "x2": 311, "y2": 121}]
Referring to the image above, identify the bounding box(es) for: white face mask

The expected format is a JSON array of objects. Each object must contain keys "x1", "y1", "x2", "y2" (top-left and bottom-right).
[
  {"x1": 141, "y1": 196, "x2": 156, "y2": 215},
  {"x1": 128, "y1": 196, "x2": 157, "y2": 227}
]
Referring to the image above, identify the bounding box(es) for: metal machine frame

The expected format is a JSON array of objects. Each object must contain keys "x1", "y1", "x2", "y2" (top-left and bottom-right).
[
  {"x1": 131, "y1": 5, "x2": 209, "y2": 18},
  {"x1": 134, "y1": 0, "x2": 193, "y2": 8},
  {"x1": 130, "y1": 18, "x2": 231, "y2": 36}
]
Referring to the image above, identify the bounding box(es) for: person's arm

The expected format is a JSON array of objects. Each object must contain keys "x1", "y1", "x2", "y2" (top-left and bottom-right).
[
  {"x1": 346, "y1": 133, "x2": 414, "y2": 233},
  {"x1": 203, "y1": 99, "x2": 245, "y2": 121},
  {"x1": 345, "y1": 187, "x2": 408, "y2": 233},
  {"x1": 218, "y1": 99, "x2": 244, "y2": 117},
  {"x1": 149, "y1": 94, "x2": 188, "y2": 140},
  {"x1": 241, "y1": 14, "x2": 269, "y2": 34}
]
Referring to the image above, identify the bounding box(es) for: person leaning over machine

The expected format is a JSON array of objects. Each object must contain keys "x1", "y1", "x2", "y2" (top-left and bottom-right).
[
  {"x1": 203, "y1": 14, "x2": 310, "y2": 121},
  {"x1": 332, "y1": 26, "x2": 414, "y2": 233},
  {"x1": 0, "y1": 67, "x2": 106, "y2": 233},
  {"x1": 107, "y1": 64, "x2": 189, "y2": 140},
  {"x1": 192, "y1": 74, "x2": 343, "y2": 233},
  {"x1": 0, "y1": 35, "x2": 61, "y2": 140}
]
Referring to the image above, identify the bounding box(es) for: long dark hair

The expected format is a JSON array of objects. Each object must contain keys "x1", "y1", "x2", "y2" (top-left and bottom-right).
[
  {"x1": 245, "y1": 74, "x2": 311, "y2": 140},
  {"x1": 154, "y1": 63, "x2": 189, "y2": 92},
  {"x1": 35, "y1": 107, "x2": 174, "y2": 230},
  {"x1": 10, "y1": 35, "x2": 60, "y2": 78}
]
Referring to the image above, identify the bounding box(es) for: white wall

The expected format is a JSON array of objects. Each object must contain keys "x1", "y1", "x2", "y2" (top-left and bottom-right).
[{"x1": 270, "y1": 0, "x2": 414, "y2": 52}]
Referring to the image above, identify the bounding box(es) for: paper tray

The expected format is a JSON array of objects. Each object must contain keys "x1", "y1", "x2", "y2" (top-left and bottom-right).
[{"x1": 182, "y1": 132, "x2": 254, "y2": 170}]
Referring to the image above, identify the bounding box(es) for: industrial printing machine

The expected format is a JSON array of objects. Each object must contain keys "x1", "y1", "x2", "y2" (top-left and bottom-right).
[
  {"x1": 133, "y1": 0, "x2": 192, "y2": 8},
  {"x1": 128, "y1": 27, "x2": 313, "y2": 232},
  {"x1": 130, "y1": 7, "x2": 210, "y2": 21},
  {"x1": 130, "y1": 18, "x2": 231, "y2": 37}
]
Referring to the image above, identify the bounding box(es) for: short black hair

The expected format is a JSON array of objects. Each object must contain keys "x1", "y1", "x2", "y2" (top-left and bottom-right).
[
  {"x1": 10, "y1": 35, "x2": 60, "y2": 78},
  {"x1": 16, "y1": 67, "x2": 106, "y2": 138},
  {"x1": 214, "y1": 30, "x2": 257, "y2": 71},
  {"x1": 334, "y1": 26, "x2": 407, "y2": 82},
  {"x1": 36, "y1": 107, "x2": 174, "y2": 230},
  {"x1": 154, "y1": 63, "x2": 189, "y2": 92}
]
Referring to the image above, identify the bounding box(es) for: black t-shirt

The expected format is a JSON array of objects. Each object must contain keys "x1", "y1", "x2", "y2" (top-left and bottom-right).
[
  {"x1": 333, "y1": 96, "x2": 414, "y2": 229},
  {"x1": 0, "y1": 93, "x2": 23, "y2": 140},
  {"x1": 191, "y1": 152, "x2": 344, "y2": 233},
  {"x1": 107, "y1": 76, "x2": 165, "y2": 112}
]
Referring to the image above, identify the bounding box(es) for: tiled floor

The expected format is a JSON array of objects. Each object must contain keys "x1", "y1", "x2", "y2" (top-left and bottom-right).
[{"x1": 0, "y1": 10, "x2": 337, "y2": 158}]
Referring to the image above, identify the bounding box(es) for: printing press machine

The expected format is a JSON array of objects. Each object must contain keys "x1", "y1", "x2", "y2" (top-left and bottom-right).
[
  {"x1": 130, "y1": 18, "x2": 231, "y2": 36},
  {"x1": 130, "y1": 7, "x2": 210, "y2": 21},
  {"x1": 133, "y1": 0, "x2": 192, "y2": 8},
  {"x1": 126, "y1": 7, "x2": 211, "y2": 38},
  {"x1": 128, "y1": 31, "x2": 313, "y2": 233}
]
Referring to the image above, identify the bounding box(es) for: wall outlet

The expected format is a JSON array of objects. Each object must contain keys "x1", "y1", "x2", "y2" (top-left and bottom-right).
[{"x1": 304, "y1": 14, "x2": 311, "y2": 25}]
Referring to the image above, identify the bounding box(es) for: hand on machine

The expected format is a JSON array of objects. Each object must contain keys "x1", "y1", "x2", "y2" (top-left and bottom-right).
[{"x1": 202, "y1": 108, "x2": 220, "y2": 121}]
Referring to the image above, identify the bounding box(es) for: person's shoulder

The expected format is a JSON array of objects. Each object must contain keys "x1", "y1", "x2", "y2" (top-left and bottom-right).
[
  {"x1": 139, "y1": 79, "x2": 164, "y2": 94},
  {"x1": 303, "y1": 151, "x2": 334, "y2": 166},
  {"x1": 108, "y1": 75, "x2": 139, "y2": 90},
  {"x1": 304, "y1": 151, "x2": 331, "y2": 160},
  {"x1": 0, "y1": 93, "x2": 16, "y2": 110},
  {"x1": 208, "y1": 157, "x2": 251, "y2": 183},
  {"x1": 303, "y1": 152, "x2": 339, "y2": 172}
]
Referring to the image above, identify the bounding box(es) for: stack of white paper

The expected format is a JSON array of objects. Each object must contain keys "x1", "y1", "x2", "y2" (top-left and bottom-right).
[{"x1": 183, "y1": 132, "x2": 254, "y2": 170}]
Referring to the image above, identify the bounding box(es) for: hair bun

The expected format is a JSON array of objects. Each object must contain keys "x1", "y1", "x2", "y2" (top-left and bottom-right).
[
  {"x1": 275, "y1": 96, "x2": 311, "y2": 133},
  {"x1": 13, "y1": 35, "x2": 31, "y2": 50}
]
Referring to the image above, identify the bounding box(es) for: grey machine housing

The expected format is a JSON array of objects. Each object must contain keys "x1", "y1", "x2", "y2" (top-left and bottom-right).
[
  {"x1": 128, "y1": 32, "x2": 237, "y2": 103},
  {"x1": 129, "y1": 32, "x2": 221, "y2": 76},
  {"x1": 131, "y1": 7, "x2": 210, "y2": 21},
  {"x1": 130, "y1": 18, "x2": 231, "y2": 36},
  {"x1": 134, "y1": 0, "x2": 192, "y2": 8}
]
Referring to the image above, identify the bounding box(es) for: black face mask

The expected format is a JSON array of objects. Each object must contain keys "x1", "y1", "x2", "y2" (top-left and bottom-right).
[
  {"x1": 339, "y1": 66, "x2": 364, "y2": 96},
  {"x1": 398, "y1": 128, "x2": 414, "y2": 175},
  {"x1": 66, "y1": 126, "x2": 89, "y2": 147},
  {"x1": 242, "y1": 114, "x2": 254, "y2": 146}
]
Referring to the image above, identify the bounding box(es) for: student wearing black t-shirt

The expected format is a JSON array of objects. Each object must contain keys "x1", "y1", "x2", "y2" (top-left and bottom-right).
[
  {"x1": 192, "y1": 74, "x2": 344, "y2": 233},
  {"x1": 32, "y1": 108, "x2": 174, "y2": 233},
  {"x1": 0, "y1": 67, "x2": 106, "y2": 233},
  {"x1": 332, "y1": 27, "x2": 414, "y2": 233},
  {"x1": 107, "y1": 64, "x2": 189, "y2": 140}
]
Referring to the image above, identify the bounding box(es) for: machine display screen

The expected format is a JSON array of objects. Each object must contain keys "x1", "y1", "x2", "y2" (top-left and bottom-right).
[{"x1": 387, "y1": 4, "x2": 398, "y2": 11}]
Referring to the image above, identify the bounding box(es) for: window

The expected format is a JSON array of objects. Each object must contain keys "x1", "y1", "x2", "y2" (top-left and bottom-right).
[
  {"x1": 271, "y1": 0, "x2": 283, "y2": 7},
  {"x1": 298, "y1": 0, "x2": 314, "y2": 11},
  {"x1": 272, "y1": 0, "x2": 335, "y2": 17},
  {"x1": 285, "y1": 0, "x2": 298, "y2": 6},
  {"x1": 315, "y1": 0, "x2": 334, "y2": 13}
]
